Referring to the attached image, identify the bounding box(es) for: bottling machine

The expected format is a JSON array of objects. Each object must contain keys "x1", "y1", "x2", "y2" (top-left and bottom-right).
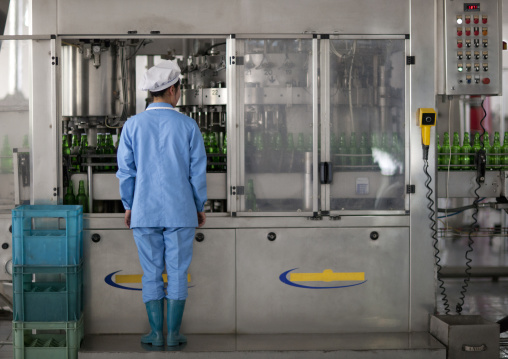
[{"x1": 0, "y1": 0, "x2": 504, "y2": 357}]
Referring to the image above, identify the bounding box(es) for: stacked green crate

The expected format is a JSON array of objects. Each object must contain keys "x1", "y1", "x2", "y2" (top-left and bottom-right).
[{"x1": 11, "y1": 205, "x2": 84, "y2": 359}]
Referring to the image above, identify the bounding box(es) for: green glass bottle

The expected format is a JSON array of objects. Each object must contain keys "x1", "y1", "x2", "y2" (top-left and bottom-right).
[
  {"x1": 338, "y1": 133, "x2": 347, "y2": 168},
  {"x1": 62, "y1": 134, "x2": 71, "y2": 156},
  {"x1": 392, "y1": 132, "x2": 402, "y2": 162},
  {"x1": 96, "y1": 134, "x2": 105, "y2": 172},
  {"x1": 472, "y1": 132, "x2": 482, "y2": 166},
  {"x1": 502, "y1": 132, "x2": 508, "y2": 170},
  {"x1": 296, "y1": 133, "x2": 305, "y2": 153},
  {"x1": 207, "y1": 133, "x2": 217, "y2": 171},
  {"x1": 380, "y1": 133, "x2": 389, "y2": 153},
  {"x1": 349, "y1": 132, "x2": 358, "y2": 167},
  {"x1": 286, "y1": 133, "x2": 295, "y2": 152},
  {"x1": 370, "y1": 133, "x2": 379, "y2": 168},
  {"x1": 359, "y1": 133, "x2": 369, "y2": 167},
  {"x1": 222, "y1": 134, "x2": 227, "y2": 171},
  {"x1": 483, "y1": 132, "x2": 492, "y2": 169},
  {"x1": 305, "y1": 133, "x2": 313, "y2": 152},
  {"x1": 460, "y1": 132, "x2": 472, "y2": 170},
  {"x1": 441, "y1": 132, "x2": 451, "y2": 169},
  {"x1": 104, "y1": 133, "x2": 115, "y2": 171},
  {"x1": 202, "y1": 131, "x2": 209, "y2": 148},
  {"x1": 436, "y1": 134, "x2": 442, "y2": 169},
  {"x1": 451, "y1": 132, "x2": 461, "y2": 170},
  {"x1": 492, "y1": 131, "x2": 502, "y2": 170},
  {"x1": 76, "y1": 180, "x2": 88, "y2": 213},
  {"x1": 1, "y1": 135, "x2": 13, "y2": 174},
  {"x1": 64, "y1": 185, "x2": 76, "y2": 205},
  {"x1": 245, "y1": 179, "x2": 258, "y2": 212},
  {"x1": 79, "y1": 135, "x2": 89, "y2": 172}
]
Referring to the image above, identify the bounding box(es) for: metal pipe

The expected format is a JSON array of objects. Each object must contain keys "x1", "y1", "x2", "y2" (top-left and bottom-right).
[{"x1": 304, "y1": 152, "x2": 312, "y2": 211}]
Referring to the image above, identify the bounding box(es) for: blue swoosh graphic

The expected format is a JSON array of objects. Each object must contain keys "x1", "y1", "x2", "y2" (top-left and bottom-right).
[
  {"x1": 279, "y1": 268, "x2": 367, "y2": 289},
  {"x1": 104, "y1": 271, "x2": 195, "y2": 291}
]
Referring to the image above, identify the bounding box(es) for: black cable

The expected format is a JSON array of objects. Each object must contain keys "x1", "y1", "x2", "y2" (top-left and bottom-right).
[
  {"x1": 424, "y1": 159, "x2": 450, "y2": 314},
  {"x1": 205, "y1": 42, "x2": 226, "y2": 55},
  {"x1": 456, "y1": 99, "x2": 486, "y2": 314}
]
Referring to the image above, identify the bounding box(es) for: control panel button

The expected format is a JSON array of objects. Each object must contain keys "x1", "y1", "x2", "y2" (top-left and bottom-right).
[
  {"x1": 466, "y1": 51, "x2": 472, "y2": 59},
  {"x1": 482, "y1": 15, "x2": 488, "y2": 24},
  {"x1": 474, "y1": 39, "x2": 480, "y2": 47},
  {"x1": 457, "y1": 27, "x2": 463, "y2": 36},
  {"x1": 473, "y1": 15, "x2": 479, "y2": 24},
  {"x1": 474, "y1": 51, "x2": 480, "y2": 59},
  {"x1": 465, "y1": 27, "x2": 471, "y2": 36},
  {"x1": 474, "y1": 27, "x2": 479, "y2": 36},
  {"x1": 474, "y1": 75, "x2": 480, "y2": 84},
  {"x1": 474, "y1": 63, "x2": 480, "y2": 72},
  {"x1": 483, "y1": 39, "x2": 488, "y2": 47},
  {"x1": 466, "y1": 39, "x2": 472, "y2": 47},
  {"x1": 457, "y1": 51, "x2": 463, "y2": 60},
  {"x1": 482, "y1": 51, "x2": 488, "y2": 59},
  {"x1": 482, "y1": 28, "x2": 488, "y2": 36},
  {"x1": 458, "y1": 63, "x2": 464, "y2": 72},
  {"x1": 458, "y1": 40, "x2": 463, "y2": 48},
  {"x1": 466, "y1": 63, "x2": 472, "y2": 72},
  {"x1": 483, "y1": 63, "x2": 488, "y2": 71},
  {"x1": 482, "y1": 78, "x2": 490, "y2": 84},
  {"x1": 465, "y1": 15, "x2": 471, "y2": 24},
  {"x1": 466, "y1": 75, "x2": 472, "y2": 84}
]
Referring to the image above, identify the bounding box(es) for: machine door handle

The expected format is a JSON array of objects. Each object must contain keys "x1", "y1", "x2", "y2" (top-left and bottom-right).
[{"x1": 319, "y1": 162, "x2": 333, "y2": 184}]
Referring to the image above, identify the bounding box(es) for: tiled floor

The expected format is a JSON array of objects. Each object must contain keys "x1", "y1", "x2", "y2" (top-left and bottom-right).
[{"x1": 1, "y1": 235, "x2": 508, "y2": 358}]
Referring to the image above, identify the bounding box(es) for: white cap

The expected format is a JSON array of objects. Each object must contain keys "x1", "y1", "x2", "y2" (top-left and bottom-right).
[{"x1": 140, "y1": 60, "x2": 181, "y2": 92}]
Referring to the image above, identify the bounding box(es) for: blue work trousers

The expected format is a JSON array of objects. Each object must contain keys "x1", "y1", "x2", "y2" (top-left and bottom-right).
[{"x1": 132, "y1": 227, "x2": 195, "y2": 303}]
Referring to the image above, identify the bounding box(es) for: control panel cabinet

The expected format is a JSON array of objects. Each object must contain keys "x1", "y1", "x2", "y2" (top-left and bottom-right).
[{"x1": 442, "y1": 0, "x2": 502, "y2": 95}]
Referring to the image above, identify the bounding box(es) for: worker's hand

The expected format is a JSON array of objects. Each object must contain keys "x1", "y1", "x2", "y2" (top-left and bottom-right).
[
  {"x1": 197, "y1": 211, "x2": 206, "y2": 228},
  {"x1": 124, "y1": 210, "x2": 131, "y2": 228}
]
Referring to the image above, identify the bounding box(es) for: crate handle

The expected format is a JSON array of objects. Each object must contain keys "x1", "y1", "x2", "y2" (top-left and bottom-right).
[{"x1": 462, "y1": 344, "x2": 487, "y2": 352}]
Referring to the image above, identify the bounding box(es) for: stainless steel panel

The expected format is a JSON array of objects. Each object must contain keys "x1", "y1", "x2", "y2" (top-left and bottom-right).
[
  {"x1": 0, "y1": 216, "x2": 12, "y2": 281},
  {"x1": 331, "y1": 172, "x2": 405, "y2": 200},
  {"x1": 83, "y1": 225, "x2": 235, "y2": 334},
  {"x1": 437, "y1": 170, "x2": 501, "y2": 198},
  {"x1": 207, "y1": 173, "x2": 226, "y2": 200},
  {"x1": 202, "y1": 88, "x2": 227, "y2": 106},
  {"x1": 76, "y1": 172, "x2": 226, "y2": 201},
  {"x1": 181, "y1": 88, "x2": 202, "y2": 107},
  {"x1": 441, "y1": 0, "x2": 502, "y2": 95},
  {"x1": 237, "y1": 227, "x2": 410, "y2": 333},
  {"x1": 55, "y1": 0, "x2": 409, "y2": 36},
  {"x1": 409, "y1": 0, "x2": 438, "y2": 332},
  {"x1": 31, "y1": 39, "x2": 58, "y2": 205}
]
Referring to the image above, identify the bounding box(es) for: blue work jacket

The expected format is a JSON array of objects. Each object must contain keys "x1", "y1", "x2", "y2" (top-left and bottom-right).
[{"x1": 116, "y1": 102, "x2": 207, "y2": 228}]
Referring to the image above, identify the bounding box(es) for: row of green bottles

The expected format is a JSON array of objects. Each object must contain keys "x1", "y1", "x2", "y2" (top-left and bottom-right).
[
  {"x1": 438, "y1": 131, "x2": 508, "y2": 170},
  {"x1": 63, "y1": 180, "x2": 89, "y2": 213},
  {"x1": 332, "y1": 132, "x2": 403, "y2": 168},
  {"x1": 202, "y1": 131, "x2": 227, "y2": 172},
  {"x1": 250, "y1": 132, "x2": 313, "y2": 154},
  {"x1": 63, "y1": 133, "x2": 117, "y2": 173}
]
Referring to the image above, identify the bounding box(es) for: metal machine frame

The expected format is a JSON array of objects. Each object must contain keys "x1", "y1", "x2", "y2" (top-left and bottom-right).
[{"x1": 1, "y1": 0, "x2": 439, "y2": 337}]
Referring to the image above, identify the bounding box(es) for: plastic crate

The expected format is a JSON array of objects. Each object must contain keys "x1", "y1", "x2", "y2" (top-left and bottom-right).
[
  {"x1": 13, "y1": 314, "x2": 84, "y2": 359},
  {"x1": 12, "y1": 205, "x2": 83, "y2": 266},
  {"x1": 13, "y1": 263, "x2": 83, "y2": 322}
]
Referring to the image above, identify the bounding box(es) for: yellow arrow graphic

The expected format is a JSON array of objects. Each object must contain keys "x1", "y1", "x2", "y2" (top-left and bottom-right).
[
  {"x1": 115, "y1": 274, "x2": 191, "y2": 283},
  {"x1": 290, "y1": 269, "x2": 365, "y2": 282}
]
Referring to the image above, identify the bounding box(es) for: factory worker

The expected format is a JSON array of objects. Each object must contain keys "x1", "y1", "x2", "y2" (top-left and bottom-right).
[{"x1": 116, "y1": 60, "x2": 207, "y2": 347}]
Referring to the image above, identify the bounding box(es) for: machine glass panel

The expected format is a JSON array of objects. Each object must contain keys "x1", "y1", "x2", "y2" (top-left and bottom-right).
[
  {"x1": 239, "y1": 39, "x2": 314, "y2": 212},
  {"x1": 329, "y1": 39, "x2": 406, "y2": 211},
  {"x1": 0, "y1": 40, "x2": 31, "y2": 212}
]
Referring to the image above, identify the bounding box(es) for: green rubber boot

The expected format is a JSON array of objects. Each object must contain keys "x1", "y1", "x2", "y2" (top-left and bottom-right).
[
  {"x1": 141, "y1": 299, "x2": 164, "y2": 346},
  {"x1": 167, "y1": 299, "x2": 187, "y2": 346}
]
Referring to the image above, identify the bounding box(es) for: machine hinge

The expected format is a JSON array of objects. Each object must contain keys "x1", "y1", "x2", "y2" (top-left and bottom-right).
[
  {"x1": 53, "y1": 187, "x2": 59, "y2": 196},
  {"x1": 406, "y1": 185, "x2": 415, "y2": 194},
  {"x1": 231, "y1": 186, "x2": 244, "y2": 195},
  {"x1": 52, "y1": 56, "x2": 59, "y2": 66},
  {"x1": 230, "y1": 56, "x2": 243, "y2": 65},
  {"x1": 308, "y1": 212, "x2": 323, "y2": 220},
  {"x1": 406, "y1": 56, "x2": 415, "y2": 65}
]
